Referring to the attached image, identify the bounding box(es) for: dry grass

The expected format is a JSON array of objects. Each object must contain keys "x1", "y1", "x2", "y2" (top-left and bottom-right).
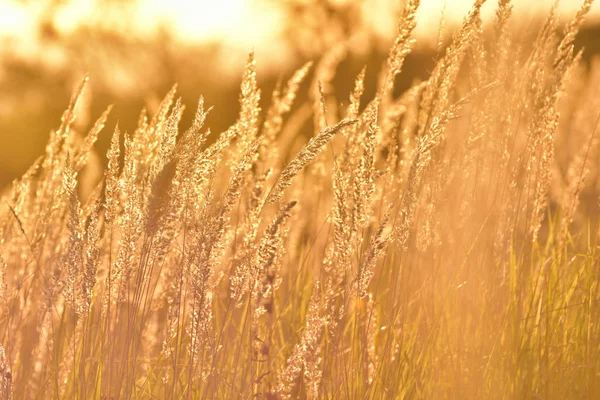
[{"x1": 1, "y1": 0, "x2": 600, "y2": 398}]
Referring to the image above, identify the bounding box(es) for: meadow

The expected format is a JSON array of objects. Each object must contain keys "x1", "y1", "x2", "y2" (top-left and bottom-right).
[{"x1": 0, "y1": 0, "x2": 600, "y2": 398}]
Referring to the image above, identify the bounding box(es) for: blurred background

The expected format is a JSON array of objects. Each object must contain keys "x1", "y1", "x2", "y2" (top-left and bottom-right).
[{"x1": 1, "y1": 0, "x2": 600, "y2": 186}]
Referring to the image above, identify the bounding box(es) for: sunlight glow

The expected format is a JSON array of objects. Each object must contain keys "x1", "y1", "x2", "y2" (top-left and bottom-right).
[
  {"x1": 1, "y1": 0, "x2": 599, "y2": 45},
  {"x1": 138, "y1": 0, "x2": 285, "y2": 45},
  {"x1": 0, "y1": 0, "x2": 599, "y2": 64}
]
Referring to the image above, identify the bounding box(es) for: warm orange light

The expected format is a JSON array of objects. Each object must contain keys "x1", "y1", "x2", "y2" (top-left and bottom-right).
[
  {"x1": 139, "y1": 0, "x2": 285, "y2": 45},
  {"x1": 0, "y1": 0, "x2": 599, "y2": 61}
]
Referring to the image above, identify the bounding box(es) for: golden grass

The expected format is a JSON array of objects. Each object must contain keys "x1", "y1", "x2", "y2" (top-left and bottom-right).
[{"x1": 1, "y1": 0, "x2": 600, "y2": 398}]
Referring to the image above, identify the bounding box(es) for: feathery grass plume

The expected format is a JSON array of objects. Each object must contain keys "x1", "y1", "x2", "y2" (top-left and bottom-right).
[
  {"x1": 526, "y1": 120, "x2": 558, "y2": 243},
  {"x1": 458, "y1": 64, "x2": 497, "y2": 223},
  {"x1": 394, "y1": 86, "x2": 480, "y2": 249},
  {"x1": 468, "y1": 15, "x2": 488, "y2": 89},
  {"x1": 229, "y1": 168, "x2": 272, "y2": 306},
  {"x1": 146, "y1": 105, "x2": 180, "y2": 236},
  {"x1": 65, "y1": 192, "x2": 102, "y2": 398},
  {"x1": 103, "y1": 124, "x2": 121, "y2": 228},
  {"x1": 265, "y1": 118, "x2": 357, "y2": 206},
  {"x1": 187, "y1": 260, "x2": 216, "y2": 382},
  {"x1": 354, "y1": 205, "x2": 391, "y2": 297},
  {"x1": 555, "y1": 0, "x2": 595, "y2": 73},
  {"x1": 315, "y1": 81, "x2": 328, "y2": 139},
  {"x1": 493, "y1": 0, "x2": 513, "y2": 62},
  {"x1": 100, "y1": 124, "x2": 121, "y2": 327},
  {"x1": 380, "y1": 99, "x2": 407, "y2": 143},
  {"x1": 187, "y1": 128, "x2": 232, "y2": 214},
  {"x1": 163, "y1": 97, "x2": 211, "y2": 231},
  {"x1": 3, "y1": 2, "x2": 600, "y2": 397},
  {"x1": 114, "y1": 132, "x2": 144, "y2": 305},
  {"x1": 249, "y1": 202, "x2": 297, "y2": 395},
  {"x1": 253, "y1": 200, "x2": 296, "y2": 316},
  {"x1": 260, "y1": 62, "x2": 313, "y2": 164},
  {"x1": 160, "y1": 251, "x2": 183, "y2": 362},
  {"x1": 30, "y1": 78, "x2": 88, "y2": 260},
  {"x1": 518, "y1": 5, "x2": 560, "y2": 172},
  {"x1": 561, "y1": 114, "x2": 600, "y2": 235},
  {"x1": 185, "y1": 184, "x2": 223, "y2": 387},
  {"x1": 228, "y1": 228, "x2": 256, "y2": 307},
  {"x1": 144, "y1": 159, "x2": 178, "y2": 261},
  {"x1": 154, "y1": 97, "x2": 184, "y2": 177},
  {"x1": 249, "y1": 168, "x2": 271, "y2": 214},
  {"x1": 263, "y1": 79, "x2": 283, "y2": 143},
  {"x1": 135, "y1": 85, "x2": 177, "y2": 174},
  {"x1": 331, "y1": 159, "x2": 353, "y2": 284},
  {"x1": 186, "y1": 138, "x2": 261, "y2": 385},
  {"x1": 234, "y1": 50, "x2": 262, "y2": 167},
  {"x1": 171, "y1": 98, "x2": 212, "y2": 214},
  {"x1": 62, "y1": 156, "x2": 84, "y2": 314},
  {"x1": 353, "y1": 102, "x2": 378, "y2": 229},
  {"x1": 364, "y1": 293, "x2": 379, "y2": 386},
  {"x1": 377, "y1": 0, "x2": 420, "y2": 108},
  {"x1": 44, "y1": 76, "x2": 88, "y2": 168},
  {"x1": 81, "y1": 180, "x2": 103, "y2": 222},
  {"x1": 339, "y1": 68, "x2": 368, "y2": 175},
  {"x1": 389, "y1": 82, "x2": 426, "y2": 190},
  {"x1": 485, "y1": 0, "x2": 516, "y2": 175},
  {"x1": 529, "y1": 0, "x2": 595, "y2": 242},
  {"x1": 135, "y1": 97, "x2": 184, "y2": 281},
  {"x1": 435, "y1": 1, "x2": 447, "y2": 56},
  {"x1": 312, "y1": 43, "x2": 347, "y2": 131},
  {"x1": 222, "y1": 139, "x2": 260, "y2": 218},
  {"x1": 416, "y1": 178, "x2": 444, "y2": 252},
  {"x1": 81, "y1": 199, "x2": 100, "y2": 315},
  {"x1": 490, "y1": 81, "x2": 528, "y2": 261},
  {"x1": 118, "y1": 99, "x2": 189, "y2": 394},
  {"x1": 378, "y1": 91, "x2": 414, "y2": 204},
  {"x1": 162, "y1": 98, "x2": 212, "y2": 270},
  {"x1": 348, "y1": 66, "x2": 366, "y2": 120},
  {"x1": 277, "y1": 282, "x2": 328, "y2": 399},
  {"x1": 2, "y1": 157, "x2": 42, "y2": 259},
  {"x1": 33, "y1": 241, "x2": 66, "y2": 396},
  {"x1": 176, "y1": 97, "x2": 211, "y2": 158},
  {"x1": 307, "y1": 81, "x2": 332, "y2": 193},
  {"x1": 73, "y1": 105, "x2": 113, "y2": 173},
  {"x1": 213, "y1": 140, "x2": 261, "y2": 299},
  {"x1": 184, "y1": 172, "x2": 218, "y2": 377},
  {"x1": 417, "y1": 0, "x2": 486, "y2": 139}
]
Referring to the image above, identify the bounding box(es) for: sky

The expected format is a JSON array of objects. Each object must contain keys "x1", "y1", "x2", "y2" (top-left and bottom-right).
[
  {"x1": 0, "y1": 0, "x2": 599, "y2": 72},
  {"x1": 1, "y1": 0, "x2": 599, "y2": 45}
]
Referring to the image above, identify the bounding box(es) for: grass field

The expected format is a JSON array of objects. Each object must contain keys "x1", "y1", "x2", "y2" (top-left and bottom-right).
[{"x1": 0, "y1": 0, "x2": 600, "y2": 398}]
